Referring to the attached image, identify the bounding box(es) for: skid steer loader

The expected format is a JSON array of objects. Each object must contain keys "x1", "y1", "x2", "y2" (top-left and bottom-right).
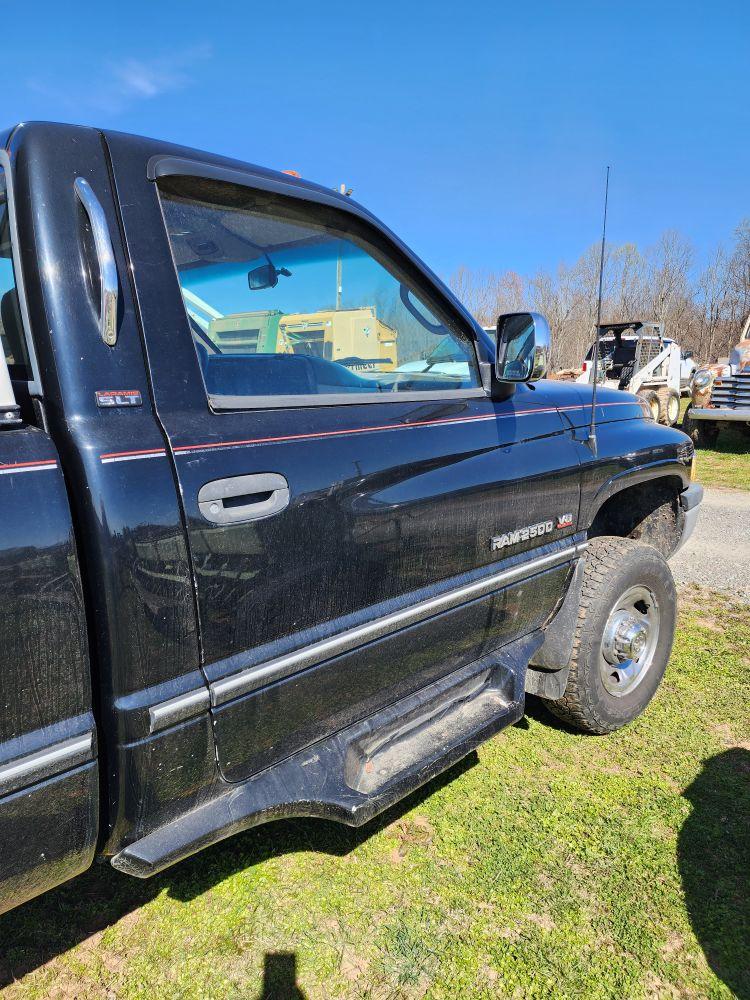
[{"x1": 576, "y1": 321, "x2": 682, "y2": 425}]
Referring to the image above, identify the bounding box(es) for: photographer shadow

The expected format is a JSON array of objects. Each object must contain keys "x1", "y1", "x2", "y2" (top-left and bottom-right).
[
  {"x1": 258, "y1": 952, "x2": 307, "y2": 999},
  {"x1": 678, "y1": 748, "x2": 749, "y2": 999}
]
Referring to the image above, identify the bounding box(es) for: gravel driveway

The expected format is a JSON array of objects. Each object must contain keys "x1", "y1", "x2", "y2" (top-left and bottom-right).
[{"x1": 670, "y1": 487, "x2": 750, "y2": 599}]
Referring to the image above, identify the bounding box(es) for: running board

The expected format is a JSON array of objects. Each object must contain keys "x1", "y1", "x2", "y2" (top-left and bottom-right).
[{"x1": 112, "y1": 633, "x2": 540, "y2": 878}]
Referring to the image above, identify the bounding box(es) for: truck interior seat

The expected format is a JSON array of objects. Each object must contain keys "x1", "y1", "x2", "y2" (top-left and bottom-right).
[{"x1": 612, "y1": 344, "x2": 636, "y2": 366}]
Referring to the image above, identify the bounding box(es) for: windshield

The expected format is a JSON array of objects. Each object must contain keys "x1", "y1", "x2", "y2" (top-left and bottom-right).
[{"x1": 424, "y1": 336, "x2": 472, "y2": 365}]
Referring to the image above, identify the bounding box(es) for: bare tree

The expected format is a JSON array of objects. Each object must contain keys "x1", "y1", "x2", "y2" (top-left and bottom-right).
[
  {"x1": 449, "y1": 267, "x2": 526, "y2": 326},
  {"x1": 726, "y1": 218, "x2": 750, "y2": 332},
  {"x1": 447, "y1": 220, "x2": 749, "y2": 370},
  {"x1": 695, "y1": 247, "x2": 731, "y2": 361},
  {"x1": 647, "y1": 231, "x2": 694, "y2": 324}
]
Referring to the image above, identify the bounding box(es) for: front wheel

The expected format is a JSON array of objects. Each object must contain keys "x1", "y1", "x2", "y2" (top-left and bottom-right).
[
  {"x1": 542, "y1": 537, "x2": 677, "y2": 734},
  {"x1": 637, "y1": 388, "x2": 661, "y2": 422},
  {"x1": 657, "y1": 386, "x2": 681, "y2": 426}
]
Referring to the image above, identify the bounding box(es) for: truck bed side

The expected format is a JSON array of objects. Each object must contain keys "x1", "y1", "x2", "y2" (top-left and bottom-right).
[{"x1": 0, "y1": 425, "x2": 97, "y2": 914}]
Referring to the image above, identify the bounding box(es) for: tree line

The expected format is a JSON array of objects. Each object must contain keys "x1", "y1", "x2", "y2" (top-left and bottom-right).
[{"x1": 449, "y1": 219, "x2": 750, "y2": 371}]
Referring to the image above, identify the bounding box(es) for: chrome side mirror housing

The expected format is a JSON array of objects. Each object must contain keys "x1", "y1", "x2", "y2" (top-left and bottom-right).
[{"x1": 495, "y1": 312, "x2": 551, "y2": 382}]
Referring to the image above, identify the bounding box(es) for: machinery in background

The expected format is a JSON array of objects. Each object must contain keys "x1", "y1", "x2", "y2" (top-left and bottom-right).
[
  {"x1": 195, "y1": 305, "x2": 399, "y2": 374},
  {"x1": 683, "y1": 313, "x2": 750, "y2": 447},
  {"x1": 576, "y1": 321, "x2": 684, "y2": 426},
  {"x1": 276, "y1": 308, "x2": 398, "y2": 372}
]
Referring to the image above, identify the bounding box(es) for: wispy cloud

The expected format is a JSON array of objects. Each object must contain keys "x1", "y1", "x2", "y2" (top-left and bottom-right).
[{"x1": 27, "y1": 44, "x2": 212, "y2": 116}]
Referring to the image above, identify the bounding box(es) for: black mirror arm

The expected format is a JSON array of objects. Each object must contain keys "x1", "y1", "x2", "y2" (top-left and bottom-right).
[{"x1": 479, "y1": 360, "x2": 517, "y2": 400}]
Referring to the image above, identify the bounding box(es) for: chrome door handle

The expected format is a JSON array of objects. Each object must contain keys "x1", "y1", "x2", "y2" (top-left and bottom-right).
[
  {"x1": 198, "y1": 473, "x2": 290, "y2": 524},
  {"x1": 74, "y1": 177, "x2": 118, "y2": 347}
]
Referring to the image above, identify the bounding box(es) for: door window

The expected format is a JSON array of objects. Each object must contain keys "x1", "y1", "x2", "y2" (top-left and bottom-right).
[{"x1": 157, "y1": 178, "x2": 480, "y2": 404}]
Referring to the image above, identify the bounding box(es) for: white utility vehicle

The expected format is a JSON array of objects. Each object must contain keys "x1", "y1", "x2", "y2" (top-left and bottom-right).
[{"x1": 576, "y1": 321, "x2": 684, "y2": 426}]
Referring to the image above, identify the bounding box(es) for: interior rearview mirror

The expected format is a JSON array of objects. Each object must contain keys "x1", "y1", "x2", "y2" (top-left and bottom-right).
[
  {"x1": 495, "y1": 312, "x2": 551, "y2": 382},
  {"x1": 247, "y1": 263, "x2": 279, "y2": 291}
]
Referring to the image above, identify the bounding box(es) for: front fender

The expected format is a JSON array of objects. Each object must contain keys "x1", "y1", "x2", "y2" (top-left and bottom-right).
[
  {"x1": 583, "y1": 457, "x2": 691, "y2": 527},
  {"x1": 579, "y1": 416, "x2": 693, "y2": 529}
]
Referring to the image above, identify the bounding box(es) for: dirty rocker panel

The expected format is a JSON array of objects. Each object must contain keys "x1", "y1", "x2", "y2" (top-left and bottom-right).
[
  {"x1": 147, "y1": 539, "x2": 585, "y2": 737},
  {"x1": 0, "y1": 764, "x2": 99, "y2": 916},
  {"x1": 209, "y1": 540, "x2": 586, "y2": 707},
  {"x1": 212, "y1": 542, "x2": 583, "y2": 783},
  {"x1": 113, "y1": 632, "x2": 540, "y2": 878}
]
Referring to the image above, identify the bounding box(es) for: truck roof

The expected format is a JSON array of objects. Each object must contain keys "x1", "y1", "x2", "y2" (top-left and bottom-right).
[{"x1": 3, "y1": 120, "x2": 354, "y2": 210}]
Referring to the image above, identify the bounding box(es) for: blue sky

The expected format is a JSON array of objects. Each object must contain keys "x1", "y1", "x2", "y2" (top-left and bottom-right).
[{"x1": 1, "y1": 0, "x2": 747, "y2": 281}]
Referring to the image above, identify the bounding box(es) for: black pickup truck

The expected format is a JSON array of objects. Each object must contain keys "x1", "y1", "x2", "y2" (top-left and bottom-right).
[{"x1": 0, "y1": 122, "x2": 702, "y2": 916}]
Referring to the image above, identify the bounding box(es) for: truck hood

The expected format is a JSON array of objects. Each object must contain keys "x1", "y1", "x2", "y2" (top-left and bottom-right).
[{"x1": 519, "y1": 379, "x2": 641, "y2": 427}]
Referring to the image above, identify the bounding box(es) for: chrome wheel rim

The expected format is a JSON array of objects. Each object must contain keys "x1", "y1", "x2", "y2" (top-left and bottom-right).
[{"x1": 600, "y1": 585, "x2": 660, "y2": 697}]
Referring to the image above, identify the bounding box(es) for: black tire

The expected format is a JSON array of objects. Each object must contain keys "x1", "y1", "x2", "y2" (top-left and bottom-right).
[
  {"x1": 637, "y1": 388, "x2": 660, "y2": 422},
  {"x1": 682, "y1": 405, "x2": 719, "y2": 448},
  {"x1": 657, "y1": 386, "x2": 680, "y2": 427},
  {"x1": 541, "y1": 537, "x2": 676, "y2": 734}
]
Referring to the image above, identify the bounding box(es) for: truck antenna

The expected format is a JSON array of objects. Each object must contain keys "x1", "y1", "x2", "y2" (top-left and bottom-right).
[{"x1": 588, "y1": 165, "x2": 610, "y2": 453}]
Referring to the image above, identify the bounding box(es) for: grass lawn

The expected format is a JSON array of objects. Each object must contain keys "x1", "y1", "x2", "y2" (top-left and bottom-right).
[
  {"x1": 679, "y1": 398, "x2": 750, "y2": 490},
  {"x1": 1, "y1": 587, "x2": 747, "y2": 1000}
]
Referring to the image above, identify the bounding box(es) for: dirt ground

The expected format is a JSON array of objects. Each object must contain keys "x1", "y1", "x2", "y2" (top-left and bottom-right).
[{"x1": 670, "y1": 487, "x2": 750, "y2": 599}]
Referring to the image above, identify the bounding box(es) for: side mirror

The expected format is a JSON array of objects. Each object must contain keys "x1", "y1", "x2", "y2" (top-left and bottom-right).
[
  {"x1": 248, "y1": 263, "x2": 279, "y2": 291},
  {"x1": 495, "y1": 312, "x2": 551, "y2": 382}
]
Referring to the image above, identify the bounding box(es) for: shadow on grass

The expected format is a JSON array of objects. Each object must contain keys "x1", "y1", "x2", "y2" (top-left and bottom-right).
[
  {"x1": 259, "y1": 952, "x2": 307, "y2": 999},
  {"x1": 0, "y1": 753, "x2": 477, "y2": 988},
  {"x1": 522, "y1": 694, "x2": 578, "y2": 733},
  {"x1": 690, "y1": 423, "x2": 750, "y2": 455},
  {"x1": 679, "y1": 748, "x2": 750, "y2": 1000}
]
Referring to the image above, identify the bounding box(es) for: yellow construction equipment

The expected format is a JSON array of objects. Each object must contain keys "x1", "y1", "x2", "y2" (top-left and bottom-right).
[{"x1": 206, "y1": 306, "x2": 398, "y2": 372}]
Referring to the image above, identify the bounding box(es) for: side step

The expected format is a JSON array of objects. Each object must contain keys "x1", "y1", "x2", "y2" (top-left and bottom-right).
[{"x1": 113, "y1": 632, "x2": 540, "y2": 878}]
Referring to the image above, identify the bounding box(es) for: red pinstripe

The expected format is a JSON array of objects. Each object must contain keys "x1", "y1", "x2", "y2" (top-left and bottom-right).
[
  {"x1": 0, "y1": 458, "x2": 57, "y2": 470},
  {"x1": 99, "y1": 400, "x2": 638, "y2": 463}
]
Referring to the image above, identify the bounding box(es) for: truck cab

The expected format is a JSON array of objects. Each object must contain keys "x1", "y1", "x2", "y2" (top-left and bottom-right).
[{"x1": 0, "y1": 123, "x2": 701, "y2": 915}]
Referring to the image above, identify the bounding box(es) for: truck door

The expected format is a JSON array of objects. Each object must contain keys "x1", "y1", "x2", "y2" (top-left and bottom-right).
[
  {"x1": 107, "y1": 142, "x2": 582, "y2": 784},
  {"x1": 0, "y1": 159, "x2": 97, "y2": 914}
]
